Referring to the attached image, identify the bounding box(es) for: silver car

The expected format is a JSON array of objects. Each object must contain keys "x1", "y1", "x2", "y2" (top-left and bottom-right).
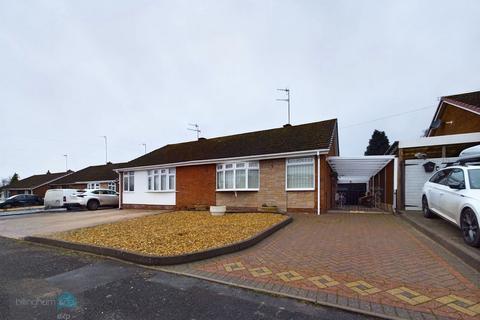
[{"x1": 75, "y1": 189, "x2": 119, "y2": 210}]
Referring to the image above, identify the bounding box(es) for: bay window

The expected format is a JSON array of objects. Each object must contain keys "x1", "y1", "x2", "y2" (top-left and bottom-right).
[
  {"x1": 123, "y1": 171, "x2": 135, "y2": 192},
  {"x1": 217, "y1": 161, "x2": 259, "y2": 191},
  {"x1": 148, "y1": 168, "x2": 175, "y2": 191},
  {"x1": 286, "y1": 157, "x2": 314, "y2": 190}
]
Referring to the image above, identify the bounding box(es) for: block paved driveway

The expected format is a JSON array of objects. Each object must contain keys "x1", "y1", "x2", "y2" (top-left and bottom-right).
[{"x1": 160, "y1": 213, "x2": 480, "y2": 320}]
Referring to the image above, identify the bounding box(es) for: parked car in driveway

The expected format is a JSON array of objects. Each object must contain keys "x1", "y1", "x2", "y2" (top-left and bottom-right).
[
  {"x1": 45, "y1": 188, "x2": 119, "y2": 210},
  {"x1": 0, "y1": 194, "x2": 44, "y2": 209},
  {"x1": 44, "y1": 189, "x2": 84, "y2": 209},
  {"x1": 422, "y1": 165, "x2": 480, "y2": 247},
  {"x1": 76, "y1": 189, "x2": 119, "y2": 210}
]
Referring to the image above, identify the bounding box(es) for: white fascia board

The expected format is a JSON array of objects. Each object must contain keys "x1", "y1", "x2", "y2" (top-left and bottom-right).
[
  {"x1": 327, "y1": 155, "x2": 395, "y2": 161},
  {"x1": 399, "y1": 132, "x2": 480, "y2": 149},
  {"x1": 115, "y1": 149, "x2": 330, "y2": 172}
]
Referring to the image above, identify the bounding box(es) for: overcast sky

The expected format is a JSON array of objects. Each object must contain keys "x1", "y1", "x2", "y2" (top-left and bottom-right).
[{"x1": 0, "y1": 0, "x2": 479, "y2": 180}]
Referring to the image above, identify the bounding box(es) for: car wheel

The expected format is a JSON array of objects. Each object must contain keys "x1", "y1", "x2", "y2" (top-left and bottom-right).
[
  {"x1": 87, "y1": 200, "x2": 99, "y2": 211},
  {"x1": 422, "y1": 197, "x2": 435, "y2": 218},
  {"x1": 460, "y1": 208, "x2": 480, "y2": 247}
]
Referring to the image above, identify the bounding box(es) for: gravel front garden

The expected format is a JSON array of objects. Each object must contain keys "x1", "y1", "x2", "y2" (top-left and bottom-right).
[{"x1": 50, "y1": 211, "x2": 287, "y2": 256}]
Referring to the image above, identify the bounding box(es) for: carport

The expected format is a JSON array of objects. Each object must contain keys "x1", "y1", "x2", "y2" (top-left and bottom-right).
[{"x1": 327, "y1": 156, "x2": 397, "y2": 211}]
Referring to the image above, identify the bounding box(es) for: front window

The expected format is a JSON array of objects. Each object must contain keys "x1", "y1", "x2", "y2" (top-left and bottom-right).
[
  {"x1": 286, "y1": 157, "x2": 315, "y2": 190},
  {"x1": 87, "y1": 182, "x2": 100, "y2": 189},
  {"x1": 217, "y1": 161, "x2": 259, "y2": 191},
  {"x1": 123, "y1": 172, "x2": 135, "y2": 192},
  {"x1": 108, "y1": 182, "x2": 116, "y2": 191},
  {"x1": 469, "y1": 169, "x2": 480, "y2": 189},
  {"x1": 148, "y1": 168, "x2": 175, "y2": 191}
]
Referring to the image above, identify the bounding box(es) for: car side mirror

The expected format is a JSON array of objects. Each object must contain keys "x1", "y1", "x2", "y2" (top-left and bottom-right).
[{"x1": 448, "y1": 183, "x2": 463, "y2": 190}]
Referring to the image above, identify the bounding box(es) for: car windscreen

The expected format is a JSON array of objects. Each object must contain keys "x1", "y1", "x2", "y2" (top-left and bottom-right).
[{"x1": 468, "y1": 169, "x2": 480, "y2": 189}]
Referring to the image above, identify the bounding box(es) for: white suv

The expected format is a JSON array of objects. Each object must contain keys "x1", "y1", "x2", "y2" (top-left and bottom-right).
[
  {"x1": 71, "y1": 189, "x2": 119, "y2": 210},
  {"x1": 422, "y1": 165, "x2": 480, "y2": 247}
]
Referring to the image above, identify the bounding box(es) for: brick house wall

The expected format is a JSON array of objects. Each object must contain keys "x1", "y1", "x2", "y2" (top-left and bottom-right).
[
  {"x1": 176, "y1": 164, "x2": 216, "y2": 209},
  {"x1": 216, "y1": 157, "x2": 332, "y2": 213},
  {"x1": 429, "y1": 103, "x2": 480, "y2": 136},
  {"x1": 119, "y1": 156, "x2": 335, "y2": 214}
]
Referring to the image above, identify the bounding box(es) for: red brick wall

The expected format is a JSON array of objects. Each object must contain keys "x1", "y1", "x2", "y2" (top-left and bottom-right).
[
  {"x1": 122, "y1": 204, "x2": 174, "y2": 210},
  {"x1": 176, "y1": 164, "x2": 216, "y2": 209}
]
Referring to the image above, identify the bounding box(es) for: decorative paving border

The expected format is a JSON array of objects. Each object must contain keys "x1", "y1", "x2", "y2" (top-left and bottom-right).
[
  {"x1": 23, "y1": 215, "x2": 292, "y2": 266},
  {"x1": 158, "y1": 261, "x2": 480, "y2": 320}
]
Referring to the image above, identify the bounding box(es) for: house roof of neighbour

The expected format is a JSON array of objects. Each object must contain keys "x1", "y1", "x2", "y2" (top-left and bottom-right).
[
  {"x1": 7, "y1": 171, "x2": 73, "y2": 190},
  {"x1": 119, "y1": 119, "x2": 338, "y2": 169},
  {"x1": 427, "y1": 90, "x2": 480, "y2": 136},
  {"x1": 51, "y1": 162, "x2": 126, "y2": 185},
  {"x1": 442, "y1": 91, "x2": 480, "y2": 115}
]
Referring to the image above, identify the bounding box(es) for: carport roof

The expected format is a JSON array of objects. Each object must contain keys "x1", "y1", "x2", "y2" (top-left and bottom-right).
[{"x1": 327, "y1": 156, "x2": 395, "y2": 183}]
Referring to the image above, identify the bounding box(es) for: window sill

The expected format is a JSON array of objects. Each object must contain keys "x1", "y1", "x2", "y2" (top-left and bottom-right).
[
  {"x1": 286, "y1": 188, "x2": 315, "y2": 191},
  {"x1": 216, "y1": 189, "x2": 259, "y2": 192},
  {"x1": 146, "y1": 190, "x2": 176, "y2": 193}
]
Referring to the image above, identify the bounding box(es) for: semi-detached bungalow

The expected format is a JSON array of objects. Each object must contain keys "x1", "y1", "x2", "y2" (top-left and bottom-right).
[
  {"x1": 116, "y1": 119, "x2": 339, "y2": 214},
  {"x1": 49, "y1": 162, "x2": 126, "y2": 191}
]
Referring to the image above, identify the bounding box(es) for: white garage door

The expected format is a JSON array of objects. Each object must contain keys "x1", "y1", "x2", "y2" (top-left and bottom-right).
[{"x1": 404, "y1": 157, "x2": 459, "y2": 210}]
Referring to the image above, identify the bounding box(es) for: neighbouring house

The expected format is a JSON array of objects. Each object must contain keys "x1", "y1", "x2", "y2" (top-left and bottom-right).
[
  {"x1": 116, "y1": 119, "x2": 339, "y2": 214},
  {"x1": 426, "y1": 90, "x2": 480, "y2": 137},
  {"x1": 3, "y1": 170, "x2": 74, "y2": 198},
  {"x1": 49, "y1": 162, "x2": 125, "y2": 191},
  {"x1": 387, "y1": 90, "x2": 480, "y2": 211}
]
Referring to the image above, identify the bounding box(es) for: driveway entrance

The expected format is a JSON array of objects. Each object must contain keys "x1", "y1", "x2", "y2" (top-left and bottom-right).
[
  {"x1": 160, "y1": 213, "x2": 480, "y2": 320},
  {"x1": 0, "y1": 209, "x2": 161, "y2": 239}
]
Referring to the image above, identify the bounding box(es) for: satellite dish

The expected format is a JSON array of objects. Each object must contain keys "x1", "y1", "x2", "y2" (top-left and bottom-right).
[{"x1": 429, "y1": 119, "x2": 442, "y2": 129}]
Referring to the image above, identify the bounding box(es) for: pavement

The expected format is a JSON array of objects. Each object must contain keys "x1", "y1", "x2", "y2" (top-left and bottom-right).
[
  {"x1": 159, "y1": 213, "x2": 480, "y2": 320},
  {"x1": 0, "y1": 208, "x2": 163, "y2": 239},
  {"x1": 400, "y1": 211, "x2": 480, "y2": 271},
  {"x1": 0, "y1": 236, "x2": 373, "y2": 320}
]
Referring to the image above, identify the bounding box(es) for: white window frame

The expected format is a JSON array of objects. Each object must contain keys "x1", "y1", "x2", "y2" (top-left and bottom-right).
[
  {"x1": 147, "y1": 168, "x2": 175, "y2": 192},
  {"x1": 87, "y1": 182, "x2": 100, "y2": 189},
  {"x1": 216, "y1": 161, "x2": 259, "y2": 191},
  {"x1": 123, "y1": 172, "x2": 135, "y2": 192},
  {"x1": 285, "y1": 157, "x2": 315, "y2": 191},
  {"x1": 108, "y1": 182, "x2": 116, "y2": 191}
]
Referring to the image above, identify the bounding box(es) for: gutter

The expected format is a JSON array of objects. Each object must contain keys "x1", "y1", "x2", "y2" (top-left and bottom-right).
[{"x1": 115, "y1": 149, "x2": 330, "y2": 172}]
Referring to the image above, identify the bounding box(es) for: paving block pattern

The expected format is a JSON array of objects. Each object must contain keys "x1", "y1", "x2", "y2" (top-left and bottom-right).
[{"x1": 162, "y1": 213, "x2": 480, "y2": 320}]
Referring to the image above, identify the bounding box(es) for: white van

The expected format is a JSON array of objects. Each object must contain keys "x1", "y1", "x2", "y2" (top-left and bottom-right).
[{"x1": 44, "y1": 189, "x2": 84, "y2": 209}]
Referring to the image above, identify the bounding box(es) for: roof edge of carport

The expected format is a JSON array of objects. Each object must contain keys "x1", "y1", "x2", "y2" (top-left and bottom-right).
[{"x1": 327, "y1": 155, "x2": 395, "y2": 183}]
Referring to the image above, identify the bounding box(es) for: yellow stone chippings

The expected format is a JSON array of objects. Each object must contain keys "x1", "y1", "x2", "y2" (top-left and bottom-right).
[{"x1": 51, "y1": 211, "x2": 286, "y2": 256}]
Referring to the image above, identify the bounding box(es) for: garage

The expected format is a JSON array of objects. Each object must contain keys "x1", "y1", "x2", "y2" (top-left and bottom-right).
[{"x1": 391, "y1": 132, "x2": 480, "y2": 211}]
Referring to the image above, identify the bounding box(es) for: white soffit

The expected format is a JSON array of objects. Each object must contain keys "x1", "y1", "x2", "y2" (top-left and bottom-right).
[
  {"x1": 399, "y1": 132, "x2": 480, "y2": 149},
  {"x1": 327, "y1": 156, "x2": 395, "y2": 183}
]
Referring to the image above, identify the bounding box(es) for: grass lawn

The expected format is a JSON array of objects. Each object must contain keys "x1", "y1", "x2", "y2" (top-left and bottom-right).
[{"x1": 51, "y1": 211, "x2": 287, "y2": 256}]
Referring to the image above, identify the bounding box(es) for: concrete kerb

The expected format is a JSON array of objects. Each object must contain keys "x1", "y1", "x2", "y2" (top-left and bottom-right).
[
  {"x1": 399, "y1": 212, "x2": 480, "y2": 271},
  {"x1": 24, "y1": 216, "x2": 293, "y2": 266}
]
